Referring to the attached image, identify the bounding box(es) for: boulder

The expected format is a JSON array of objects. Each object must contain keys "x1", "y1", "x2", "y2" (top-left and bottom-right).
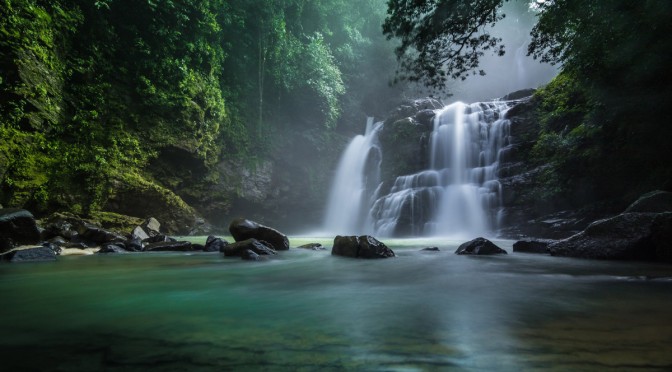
[
  {"x1": 624, "y1": 190, "x2": 672, "y2": 213},
  {"x1": 141, "y1": 217, "x2": 161, "y2": 237},
  {"x1": 143, "y1": 234, "x2": 176, "y2": 244},
  {"x1": 455, "y1": 238, "x2": 507, "y2": 255},
  {"x1": 47, "y1": 236, "x2": 67, "y2": 246},
  {"x1": 42, "y1": 242, "x2": 62, "y2": 255},
  {"x1": 40, "y1": 218, "x2": 75, "y2": 241},
  {"x1": 331, "y1": 235, "x2": 395, "y2": 259},
  {"x1": 131, "y1": 226, "x2": 150, "y2": 241},
  {"x1": 125, "y1": 237, "x2": 143, "y2": 252},
  {"x1": 548, "y1": 212, "x2": 672, "y2": 262},
  {"x1": 2, "y1": 247, "x2": 57, "y2": 262},
  {"x1": 229, "y1": 218, "x2": 289, "y2": 251},
  {"x1": 98, "y1": 242, "x2": 128, "y2": 254},
  {"x1": 512, "y1": 239, "x2": 554, "y2": 254},
  {"x1": 144, "y1": 241, "x2": 193, "y2": 252},
  {"x1": 204, "y1": 235, "x2": 228, "y2": 252},
  {"x1": 77, "y1": 223, "x2": 126, "y2": 245},
  {"x1": 222, "y1": 239, "x2": 276, "y2": 257},
  {"x1": 0, "y1": 209, "x2": 41, "y2": 252}
]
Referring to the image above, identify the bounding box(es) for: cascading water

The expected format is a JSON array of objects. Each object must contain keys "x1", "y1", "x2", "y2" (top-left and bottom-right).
[
  {"x1": 322, "y1": 118, "x2": 382, "y2": 235},
  {"x1": 323, "y1": 101, "x2": 511, "y2": 238}
]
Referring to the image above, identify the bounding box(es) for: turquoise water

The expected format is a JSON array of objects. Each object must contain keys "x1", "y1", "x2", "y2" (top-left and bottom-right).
[{"x1": 1, "y1": 238, "x2": 671, "y2": 371}]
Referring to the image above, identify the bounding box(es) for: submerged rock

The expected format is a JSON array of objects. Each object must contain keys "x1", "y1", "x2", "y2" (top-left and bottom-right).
[
  {"x1": 222, "y1": 238, "x2": 276, "y2": 257},
  {"x1": 241, "y1": 249, "x2": 263, "y2": 261},
  {"x1": 229, "y1": 218, "x2": 289, "y2": 251},
  {"x1": 549, "y1": 212, "x2": 672, "y2": 262},
  {"x1": 0, "y1": 209, "x2": 41, "y2": 253},
  {"x1": 1, "y1": 247, "x2": 57, "y2": 262},
  {"x1": 297, "y1": 243, "x2": 327, "y2": 250},
  {"x1": 455, "y1": 238, "x2": 507, "y2": 255},
  {"x1": 331, "y1": 235, "x2": 395, "y2": 259}
]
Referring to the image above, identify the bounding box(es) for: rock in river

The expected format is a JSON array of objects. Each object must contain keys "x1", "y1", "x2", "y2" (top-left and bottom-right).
[
  {"x1": 548, "y1": 212, "x2": 672, "y2": 262},
  {"x1": 222, "y1": 239, "x2": 276, "y2": 257},
  {"x1": 229, "y1": 218, "x2": 289, "y2": 251},
  {"x1": 1, "y1": 247, "x2": 57, "y2": 262},
  {"x1": 455, "y1": 238, "x2": 507, "y2": 255},
  {"x1": 331, "y1": 235, "x2": 395, "y2": 259}
]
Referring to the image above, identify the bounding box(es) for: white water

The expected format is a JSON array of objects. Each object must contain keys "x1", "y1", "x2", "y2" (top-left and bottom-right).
[
  {"x1": 322, "y1": 118, "x2": 382, "y2": 235},
  {"x1": 324, "y1": 101, "x2": 512, "y2": 237}
]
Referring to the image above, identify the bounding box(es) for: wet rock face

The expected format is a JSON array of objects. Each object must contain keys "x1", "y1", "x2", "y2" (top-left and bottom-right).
[
  {"x1": 455, "y1": 238, "x2": 507, "y2": 255},
  {"x1": 229, "y1": 218, "x2": 289, "y2": 251},
  {"x1": 513, "y1": 239, "x2": 553, "y2": 254},
  {"x1": 331, "y1": 235, "x2": 395, "y2": 259},
  {"x1": 624, "y1": 190, "x2": 672, "y2": 214},
  {"x1": 0, "y1": 209, "x2": 41, "y2": 252},
  {"x1": 548, "y1": 212, "x2": 672, "y2": 262}
]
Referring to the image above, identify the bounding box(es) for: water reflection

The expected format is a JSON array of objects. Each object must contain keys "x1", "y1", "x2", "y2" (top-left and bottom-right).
[{"x1": 1, "y1": 240, "x2": 671, "y2": 370}]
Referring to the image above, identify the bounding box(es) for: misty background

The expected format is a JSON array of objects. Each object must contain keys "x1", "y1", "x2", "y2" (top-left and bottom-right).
[{"x1": 434, "y1": 1, "x2": 558, "y2": 103}]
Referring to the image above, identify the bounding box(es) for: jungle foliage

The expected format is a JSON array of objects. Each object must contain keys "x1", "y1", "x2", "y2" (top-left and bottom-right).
[
  {"x1": 384, "y1": 0, "x2": 672, "y2": 205},
  {"x1": 0, "y1": 0, "x2": 404, "y2": 217}
]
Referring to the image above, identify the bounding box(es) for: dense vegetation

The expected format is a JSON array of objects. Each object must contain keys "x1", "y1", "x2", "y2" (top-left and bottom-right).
[
  {"x1": 0, "y1": 0, "x2": 406, "y2": 230},
  {"x1": 384, "y1": 0, "x2": 672, "y2": 209}
]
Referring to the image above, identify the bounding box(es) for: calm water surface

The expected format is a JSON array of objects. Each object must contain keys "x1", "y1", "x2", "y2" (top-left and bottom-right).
[{"x1": 1, "y1": 237, "x2": 671, "y2": 371}]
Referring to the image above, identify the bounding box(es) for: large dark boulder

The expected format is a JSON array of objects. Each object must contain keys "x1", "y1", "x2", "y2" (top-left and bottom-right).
[
  {"x1": 455, "y1": 238, "x2": 507, "y2": 255},
  {"x1": 144, "y1": 241, "x2": 193, "y2": 252},
  {"x1": 229, "y1": 218, "x2": 289, "y2": 251},
  {"x1": 0, "y1": 209, "x2": 41, "y2": 252},
  {"x1": 1, "y1": 247, "x2": 57, "y2": 262},
  {"x1": 331, "y1": 235, "x2": 395, "y2": 259},
  {"x1": 222, "y1": 238, "x2": 276, "y2": 257},
  {"x1": 549, "y1": 212, "x2": 672, "y2": 262}
]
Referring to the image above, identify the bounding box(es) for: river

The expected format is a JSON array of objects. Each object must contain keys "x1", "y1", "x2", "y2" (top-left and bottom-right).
[{"x1": 1, "y1": 238, "x2": 671, "y2": 371}]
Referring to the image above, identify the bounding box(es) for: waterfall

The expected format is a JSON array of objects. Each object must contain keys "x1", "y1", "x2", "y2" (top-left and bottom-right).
[
  {"x1": 324, "y1": 101, "x2": 511, "y2": 237},
  {"x1": 323, "y1": 118, "x2": 382, "y2": 235}
]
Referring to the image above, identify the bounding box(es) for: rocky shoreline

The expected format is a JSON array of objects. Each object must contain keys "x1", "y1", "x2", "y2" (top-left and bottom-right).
[{"x1": 1, "y1": 190, "x2": 671, "y2": 264}]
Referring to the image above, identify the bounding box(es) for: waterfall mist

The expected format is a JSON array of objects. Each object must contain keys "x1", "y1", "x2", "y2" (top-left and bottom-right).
[{"x1": 436, "y1": 1, "x2": 558, "y2": 102}]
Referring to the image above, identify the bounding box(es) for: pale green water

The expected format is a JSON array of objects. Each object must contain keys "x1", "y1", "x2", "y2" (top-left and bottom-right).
[{"x1": 1, "y1": 238, "x2": 671, "y2": 371}]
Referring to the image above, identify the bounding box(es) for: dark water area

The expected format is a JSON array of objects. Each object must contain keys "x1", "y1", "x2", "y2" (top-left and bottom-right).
[{"x1": 1, "y1": 238, "x2": 671, "y2": 371}]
